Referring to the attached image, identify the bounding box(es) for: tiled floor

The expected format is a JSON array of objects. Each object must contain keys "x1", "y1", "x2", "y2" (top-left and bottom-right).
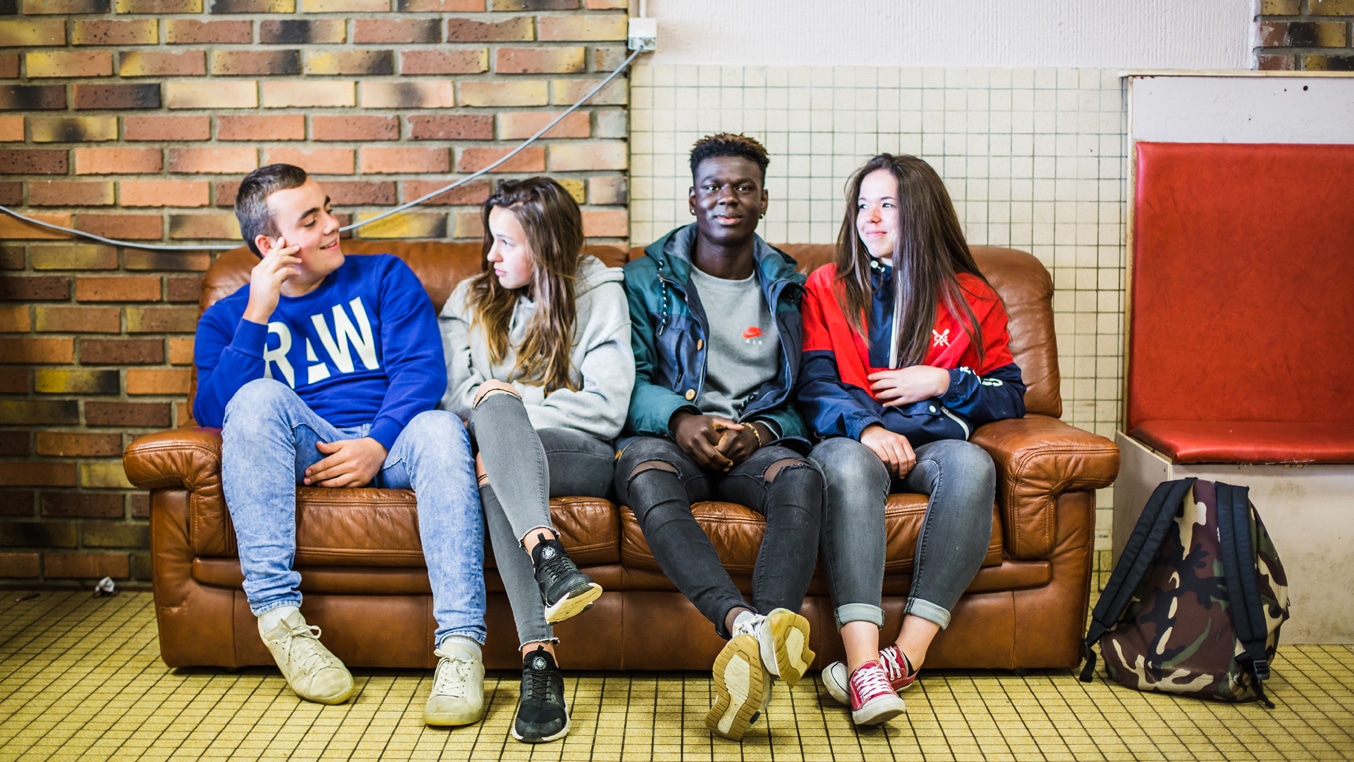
[{"x1": 3, "y1": 567, "x2": 1352, "y2": 761}]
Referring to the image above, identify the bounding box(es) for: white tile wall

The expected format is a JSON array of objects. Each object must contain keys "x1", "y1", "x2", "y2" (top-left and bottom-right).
[{"x1": 630, "y1": 64, "x2": 1127, "y2": 548}]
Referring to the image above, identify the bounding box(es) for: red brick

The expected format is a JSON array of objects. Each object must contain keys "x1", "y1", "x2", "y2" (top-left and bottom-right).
[
  {"x1": 0, "y1": 338, "x2": 74, "y2": 363},
  {"x1": 120, "y1": 180, "x2": 211, "y2": 208},
  {"x1": 81, "y1": 338, "x2": 165, "y2": 365},
  {"x1": 28, "y1": 181, "x2": 115, "y2": 208},
  {"x1": 34, "y1": 306, "x2": 122, "y2": 334},
  {"x1": 82, "y1": 522, "x2": 150, "y2": 549},
  {"x1": 126, "y1": 368, "x2": 191, "y2": 396},
  {"x1": 496, "y1": 46, "x2": 585, "y2": 74},
  {"x1": 0, "y1": 305, "x2": 29, "y2": 331},
  {"x1": 447, "y1": 16, "x2": 533, "y2": 42},
  {"x1": 263, "y1": 147, "x2": 355, "y2": 175},
  {"x1": 259, "y1": 18, "x2": 346, "y2": 44},
  {"x1": 210, "y1": 0, "x2": 296, "y2": 9},
  {"x1": 582, "y1": 208, "x2": 627, "y2": 237},
  {"x1": 218, "y1": 114, "x2": 305, "y2": 141},
  {"x1": 73, "y1": 84, "x2": 162, "y2": 111},
  {"x1": 123, "y1": 115, "x2": 211, "y2": 142},
  {"x1": 85, "y1": 401, "x2": 171, "y2": 428},
  {"x1": 0, "y1": 463, "x2": 78, "y2": 488},
  {"x1": 399, "y1": 0, "x2": 483, "y2": 8},
  {"x1": 403, "y1": 179, "x2": 491, "y2": 206},
  {"x1": 0, "y1": 85, "x2": 66, "y2": 111},
  {"x1": 130, "y1": 493, "x2": 151, "y2": 519},
  {"x1": 312, "y1": 115, "x2": 398, "y2": 141},
  {"x1": 120, "y1": 50, "x2": 207, "y2": 78},
  {"x1": 497, "y1": 110, "x2": 589, "y2": 139},
  {"x1": 591, "y1": 45, "x2": 628, "y2": 73},
  {"x1": 0, "y1": 149, "x2": 68, "y2": 174},
  {"x1": 72, "y1": 19, "x2": 159, "y2": 46},
  {"x1": 214, "y1": 180, "x2": 241, "y2": 207},
  {"x1": 1258, "y1": 54, "x2": 1297, "y2": 70},
  {"x1": 26, "y1": 51, "x2": 113, "y2": 79},
  {"x1": 552, "y1": 77, "x2": 626, "y2": 106},
  {"x1": 0, "y1": 181, "x2": 18, "y2": 204},
  {"x1": 73, "y1": 147, "x2": 162, "y2": 175},
  {"x1": 493, "y1": 0, "x2": 577, "y2": 7},
  {"x1": 36, "y1": 433, "x2": 124, "y2": 458},
  {"x1": 0, "y1": 553, "x2": 40, "y2": 578},
  {"x1": 0, "y1": 432, "x2": 29, "y2": 456},
  {"x1": 168, "y1": 213, "x2": 239, "y2": 240},
  {"x1": 354, "y1": 18, "x2": 441, "y2": 43},
  {"x1": 165, "y1": 19, "x2": 252, "y2": 45},
  {"x1": 0, "y1": 18, "x2": 66, "y2": 46},
  {"x1": 588, "y1": 175, "x2": 626, "y2": 205},
  {"x1": 77, "y1": 214, "x2": 163, "y2": 241},
  {"x1": 0, "y1": 399, "x2": 79, "y2": 424},
  {"x1": 31, "y1": 244, "x2": 118, "y2": 271},
  {"x1": 456, "y1": 146, "x2": 545, "y2": 173},
  {"x1": 407, "y1": 114, "x2": 493, "y2": 141},
  {"x1": 125, "y1": 305, "x2": 196, "y2": 333},
  {"x1": 42, "y1": 492, "x2": 125, "y2": 520},
  {"x1": 0, "y1": 213, "x2": 73, "y2": 241},
  {"x1": 325, "y1": 180, "x2": 397, "y2": 206},
  {"x1": 400, "y1": 49, "x2": 488, "y2": 75},
  {"x1": 75, "y1": 275, "x2": 162, "y2": 302},
  {"x1": 211, "y1": 49, "x2": 301, "y2": 77},
  {"x1": 175, "y1": 400, "x2": 192, "y2": 426},
  {"x1": 0, "y1": 367, "x2": 28, "y2": 394},
  {"x1": 451, "y1": 210, "x2": 482, "y2": 239},
  {"x1": 0, "y1": 277, "x2": 69, "y2": 302},
  {"x1": 167, "y1": 147, "x2": 257, "y2": 174},
  {"x1": 117, "y1": 0, "x2": 204, "y2": 10},
  {"x1": 167, "y1": 336, "x2": 194, "y2": 365},
  {"x1": 0, "y1": 55, "x2": 17, "y2": 80},
  {"x1": 359, "y1": 146, "x2": 450, "y2": 175},
  {"x1": 0, "y1": 117, "x2": 21, "y2": 142},
  {"x1": 44, "y1": 552, "x2": 129, "y2": 580},
  {"x1": 124, "y1": 249, "x2": 211, "y2": 273},
  {"x1": 166, "y1": 275, "x2": 203, "y2": 303}
]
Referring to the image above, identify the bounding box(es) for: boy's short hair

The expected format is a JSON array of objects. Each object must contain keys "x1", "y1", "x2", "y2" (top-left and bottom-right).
[
  {"x1": 235, "y1": 163, "x2": 309, "y2": 257},
  {"x1": 689, "y1": 133, "x2": 770, "y2": 182}
]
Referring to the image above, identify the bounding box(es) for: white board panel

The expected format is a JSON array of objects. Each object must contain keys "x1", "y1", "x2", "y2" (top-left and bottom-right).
[{"x1": 1129, "y1": 74, "x2": 1354, "y2": 144}]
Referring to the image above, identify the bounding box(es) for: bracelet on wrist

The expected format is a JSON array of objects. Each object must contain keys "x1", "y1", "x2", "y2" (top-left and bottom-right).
[{"x1": 749, "y1": 422, "x2": 765, "y2": 448}]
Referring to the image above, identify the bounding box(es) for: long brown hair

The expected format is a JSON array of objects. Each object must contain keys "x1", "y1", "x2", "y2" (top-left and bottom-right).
[
  {"x1": 468, "y1": 177, "x2": 583, "y2": 393},
  {"x1": 834, "y1": 153, "x2": 989, "y2": 367}
]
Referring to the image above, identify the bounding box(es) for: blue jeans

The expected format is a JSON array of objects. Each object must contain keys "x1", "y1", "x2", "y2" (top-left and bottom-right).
[
  {"x1": 810, "y1": 437, "x2": 994, "y2": 631},
  {"x1": 615, "y1": 436, "x2": 823, "y2": 639},
  {"x1": 221, "y1": 378, "x2": 486, "y2": 647}
]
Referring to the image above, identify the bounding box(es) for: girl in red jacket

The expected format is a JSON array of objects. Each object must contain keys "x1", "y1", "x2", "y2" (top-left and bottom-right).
[{"x1": 797, "y1": 154, "x2": 1026, "y2": 726}]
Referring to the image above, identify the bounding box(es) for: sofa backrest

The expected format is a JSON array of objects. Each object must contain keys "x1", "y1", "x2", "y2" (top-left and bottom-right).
[{"x1": 191, "y1": 239, "x2": 1059, "y2": 421}]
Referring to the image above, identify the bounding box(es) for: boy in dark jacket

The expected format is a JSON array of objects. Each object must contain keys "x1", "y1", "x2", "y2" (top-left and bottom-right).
[
  {"x1": 195, "y1": 164, "x2": 485, "y2": 727},
  {"x1": 614, "y1": 134, "x2": 823, "y2": 741}
]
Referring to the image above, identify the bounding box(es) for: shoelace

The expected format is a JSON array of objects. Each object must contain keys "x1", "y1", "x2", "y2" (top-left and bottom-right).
[
  {"x1": 879, "y1": 647, "x2": 914, "y2": 683},
  {"x1": 536, "y1": 552, "x2": 574, "y2": 590},
  {"x1": 852, "y1": 664, "x2": 895, "y2": 702},
  {"x1": 522, "y1": 663, "x2": 556, "y2": 704},
  {"x1": 433, "y1": 656, "x2": 473, "y2": 699},
  {"x1": 284, "y1": 621, "x2": 337, "y2": 676}
]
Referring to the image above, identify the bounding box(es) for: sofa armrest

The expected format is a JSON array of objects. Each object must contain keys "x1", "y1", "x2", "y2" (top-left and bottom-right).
[
  {"x1": 970, "y1": 414, "x2": 1120, "y2": 560},
  {"x1": 124, "y1": 427, "x2": 223, "y2": 494}
]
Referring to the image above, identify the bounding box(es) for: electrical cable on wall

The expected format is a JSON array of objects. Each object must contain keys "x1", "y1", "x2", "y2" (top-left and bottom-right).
[{"x1": 0, "y1": 48, "x2": 642, "y2": 253}]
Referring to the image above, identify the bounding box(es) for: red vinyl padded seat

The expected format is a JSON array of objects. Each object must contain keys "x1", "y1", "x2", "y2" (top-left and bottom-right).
[
  {"x1": 1129, "y1": 142, "x2": 1354, "y2": 465},
  {"x1": 1132, "y1": 420, "x2": 1354, "y2": 465}
]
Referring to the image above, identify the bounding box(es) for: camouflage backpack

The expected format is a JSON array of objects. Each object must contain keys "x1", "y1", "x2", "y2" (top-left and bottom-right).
[{"x1": 1080, "y1": 478, "x2": 1290, "y2": 706}]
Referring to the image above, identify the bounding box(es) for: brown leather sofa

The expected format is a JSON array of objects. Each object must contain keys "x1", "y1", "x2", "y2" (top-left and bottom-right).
[{"x1": 123, "y1": 239, "x2": 1119, "y2": 672}]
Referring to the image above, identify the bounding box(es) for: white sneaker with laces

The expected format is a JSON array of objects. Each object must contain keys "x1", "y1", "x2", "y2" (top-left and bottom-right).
[
  {"x1": 731, "y1": 608, "x2": 815, "y2": 687},
  {"x1": 259, "y1": 610, "x2": 355, "y2": 705},
  {"x1": 424, "y1": 640, "x2": 486, "y2": 727}
]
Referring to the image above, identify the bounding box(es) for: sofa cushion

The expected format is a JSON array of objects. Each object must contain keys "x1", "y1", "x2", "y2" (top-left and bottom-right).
[
  {"x1": 619, "y1": 497, "x2": 1003, "y2": 575},
  {"x1": 1133, "y1": 420, "x2": 1354, "y2": 465}
]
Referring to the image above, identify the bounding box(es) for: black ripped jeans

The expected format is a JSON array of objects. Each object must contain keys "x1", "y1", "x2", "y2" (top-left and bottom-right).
[{"x1": 614, "y1": 436, "x2": 823, "y2": 639}]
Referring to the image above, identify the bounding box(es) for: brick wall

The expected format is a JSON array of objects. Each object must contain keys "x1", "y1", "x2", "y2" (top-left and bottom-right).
[
  {"x1": 1255, "y1": 0, "x2": 1354, "y2": 69},
  {"x1": 0, "y1": 0, "x2": 630, "y2": 587}
]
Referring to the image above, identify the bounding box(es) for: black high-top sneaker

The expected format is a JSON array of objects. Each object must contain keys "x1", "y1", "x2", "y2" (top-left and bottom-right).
[
  {"x1": 512, "y1": 645, "x2": 569, "y2": 743},
  {"x1": 531, "y1": 535, "x2": 602, "y2": 624}
]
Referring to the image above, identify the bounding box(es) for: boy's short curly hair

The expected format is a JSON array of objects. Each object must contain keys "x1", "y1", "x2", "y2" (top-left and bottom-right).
[{"x1": 689, "y1": 132, "x2": 770, "y2": 182}]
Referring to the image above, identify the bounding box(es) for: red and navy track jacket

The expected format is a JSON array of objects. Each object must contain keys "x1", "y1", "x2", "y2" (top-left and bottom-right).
[{"x1": 796, "y1": 262, "x2": 1026, "y2": 445}]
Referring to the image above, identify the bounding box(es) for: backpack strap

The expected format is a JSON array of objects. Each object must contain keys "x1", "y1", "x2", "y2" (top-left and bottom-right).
[
  {"x1": 1216, "y1": 481, "x2": 1275, "y2": 708},
  {"x1": 1080, "y1": 478, "x2": 1197, "y2": 682}
]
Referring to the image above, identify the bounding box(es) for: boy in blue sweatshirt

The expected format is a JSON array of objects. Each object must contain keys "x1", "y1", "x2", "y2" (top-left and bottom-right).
[{"x1": 194, "y1": 164, "x2": 486, "y2": 726}]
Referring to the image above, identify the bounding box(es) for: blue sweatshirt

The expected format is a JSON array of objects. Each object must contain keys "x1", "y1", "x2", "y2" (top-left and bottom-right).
[{"x1": 193, "y1": 253, "x2": 446, "y2": 451}]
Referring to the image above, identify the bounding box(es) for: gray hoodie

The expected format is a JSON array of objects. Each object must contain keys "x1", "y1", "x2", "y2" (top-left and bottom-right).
[{"x1": 439, "y1": 255, "x2": 634, "y2": 441}]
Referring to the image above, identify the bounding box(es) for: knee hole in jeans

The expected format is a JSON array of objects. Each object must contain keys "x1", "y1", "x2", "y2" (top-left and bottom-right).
[
  {"x1": 472, "y1": 380, "x2": 520, "y2": 408},
  {"x1": 627, "y1": 460, "x2": 678, "y2": 481},
  {"x1": 763, "y1": 458, "x2": 808, "y2": 483}
]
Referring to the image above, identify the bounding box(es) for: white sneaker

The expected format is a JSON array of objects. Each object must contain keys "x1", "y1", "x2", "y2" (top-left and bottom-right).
[
  {"x1": 424, "y1": 640, "x2": 486, "y2": 727},
  {"x1": 731, "y1": 608, "x2": 815, "y2": 687},
  {"x1": 259, "y1": 610, "x2": 355, "y2": 705}
]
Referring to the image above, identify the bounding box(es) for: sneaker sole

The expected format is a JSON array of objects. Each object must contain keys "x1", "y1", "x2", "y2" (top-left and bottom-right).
[
  {"x1": 706, "y1": 635, "x2": 766, "y2": 741},
  {"x1": 852, "y1": 693, "x2": 906, "y2": 726},
  {"x1": 764, "y1": 610, "x2": 815, "y2": 688},
  {"x1": 543, "y1": 582, "x2": 602, "y2": 624},
  {"x1": 302, "y1": 682, "x2": 356, "y2": 706},
  {"x1": 512, "y1": 715, "x2": 570, "y2": 744},
  {"x1": 423, "y1": 704, "x2": 485, "y2": 727}
]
